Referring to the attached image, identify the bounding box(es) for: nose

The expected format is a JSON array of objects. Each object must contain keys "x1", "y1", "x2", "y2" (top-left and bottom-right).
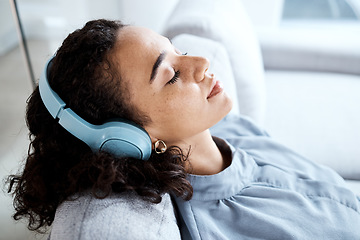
[{"x1": 182, "y1": 56, "x2": 210, "y2": 82}]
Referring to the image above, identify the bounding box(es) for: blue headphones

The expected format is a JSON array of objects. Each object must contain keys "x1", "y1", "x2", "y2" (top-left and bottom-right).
[{"x1": 38, "y1": 57, "x2": 152, "y2": 160}]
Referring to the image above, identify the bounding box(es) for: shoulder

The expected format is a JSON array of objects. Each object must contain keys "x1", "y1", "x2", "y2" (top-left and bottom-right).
[{"x1": 50, "y1": 191, "x2": 180, "y2": 240}]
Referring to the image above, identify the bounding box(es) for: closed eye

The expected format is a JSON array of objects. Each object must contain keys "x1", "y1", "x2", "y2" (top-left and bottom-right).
[
  {"x1": 167, "y1": 70, "x2": 180, "y2": 85},
  {"x1": 166, "y1": 52, "x2": 187, "y2": 85}
]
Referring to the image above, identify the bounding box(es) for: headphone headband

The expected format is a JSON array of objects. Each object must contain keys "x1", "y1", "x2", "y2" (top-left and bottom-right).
[
  {"x1": 39, "y1": 59, "x2": 65, "y2": 119},
  {"x1": 38, "y1": 57, "x2": 152, "y2": 160}
]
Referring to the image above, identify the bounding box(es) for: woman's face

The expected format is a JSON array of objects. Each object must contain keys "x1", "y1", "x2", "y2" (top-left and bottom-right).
[{"x1": 113, "y1": 26, "x2": 232, "y2": 145}]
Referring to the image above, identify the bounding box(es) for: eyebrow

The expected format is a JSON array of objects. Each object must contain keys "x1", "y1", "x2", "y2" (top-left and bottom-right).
[{"x1": 150, "y1": 52, "x2": 166, "y2": 83}]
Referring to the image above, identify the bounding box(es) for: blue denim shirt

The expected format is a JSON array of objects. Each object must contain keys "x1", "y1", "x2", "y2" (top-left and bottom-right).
[{"x1": 173, "y1": 114, "x2": 360, "y2": 240}]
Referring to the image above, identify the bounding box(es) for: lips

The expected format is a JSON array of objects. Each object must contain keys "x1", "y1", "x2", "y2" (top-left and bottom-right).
[{"x1": 207, "y1": 78, "x2": 223, "y2": 99}]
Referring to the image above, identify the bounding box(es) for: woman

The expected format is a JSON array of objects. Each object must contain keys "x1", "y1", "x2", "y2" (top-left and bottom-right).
[
  {"x1": 8, "y1": 20, "x2": 192, "y2": 240},
  {"x1": 7, "y1": 19, "x2": 360, "y2": 240}
]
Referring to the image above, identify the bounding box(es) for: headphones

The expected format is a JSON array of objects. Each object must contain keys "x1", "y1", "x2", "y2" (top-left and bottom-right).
[{"x1": 38, "y1": 57, "x2": 152, "y2": 160}]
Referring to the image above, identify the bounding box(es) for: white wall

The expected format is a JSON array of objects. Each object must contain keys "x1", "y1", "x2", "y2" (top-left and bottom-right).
[
  {"x1": 0, "y1": 0, "x2": 124, "y2": 56},
  {"x1": 17, "y1": 0, "x2": 122, "y2": 40},
  {"x1": 0, "y1": 1, "x2": 18, "y2": 56},
  {"x1": 5, "y1": 0, "x2": 178, "y2": 42}
]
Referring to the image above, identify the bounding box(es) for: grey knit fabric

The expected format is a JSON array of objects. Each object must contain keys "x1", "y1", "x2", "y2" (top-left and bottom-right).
[{"x1": 49, "y1": 191, "x2": 181, "y2": 240}]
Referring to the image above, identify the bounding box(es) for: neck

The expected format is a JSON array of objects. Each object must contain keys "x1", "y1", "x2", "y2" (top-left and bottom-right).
[{"x1": 174, "y1": 130, "x2": 230, "y2": 175}]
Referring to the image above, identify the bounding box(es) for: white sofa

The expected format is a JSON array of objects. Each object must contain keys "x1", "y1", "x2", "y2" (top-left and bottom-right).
[{"x1": 163, "y1": 0, "x2": 360, "y2": 194}]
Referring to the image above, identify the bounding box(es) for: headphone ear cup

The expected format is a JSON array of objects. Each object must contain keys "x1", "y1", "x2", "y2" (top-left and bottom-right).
[
  {"x1": 100, "y1": 139, "x2": 147, "y2": 160},
  {"x1": 95, "y1": 121, "x2": 152, "y2": 160}
]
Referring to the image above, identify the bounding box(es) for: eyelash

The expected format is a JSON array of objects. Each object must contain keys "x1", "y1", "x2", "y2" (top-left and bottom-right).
[
  {"x1": 168, "y1": 70, "x2": 180, "y2": 85},
  {"x1": 166, "y1": 52, "x2": 187, "y2": 85}
]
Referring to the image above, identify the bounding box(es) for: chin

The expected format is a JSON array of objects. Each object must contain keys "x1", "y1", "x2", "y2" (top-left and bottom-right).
[
  {"x1": 214, "y1": 100, "x2": 233, "y2": 124},
  {"x1": 206, "y1": 92, "x2": 233, "y2": 127},
  {"x1": 222, "y1": 93, "x2": 233, "y2": 115}
]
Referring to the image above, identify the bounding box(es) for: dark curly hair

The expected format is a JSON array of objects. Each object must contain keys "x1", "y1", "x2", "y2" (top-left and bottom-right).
[{"x1": 6, "y1": 19, "x2": 193, "y2": 232}]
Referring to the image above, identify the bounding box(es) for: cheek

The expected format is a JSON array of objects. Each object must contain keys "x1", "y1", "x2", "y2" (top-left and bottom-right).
[
  {"x1": 154, "y1": 90, "x2": 205, "y2": 130},
  {"x1": 140, "y1": 84, "x2": 210, "y2": 141},
  {"x1": 150, "y1": 95, "x2": 185, "y2": 123},
  {"x1": 163, "y1": 88, "x2": 204, "y2": 115}
]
